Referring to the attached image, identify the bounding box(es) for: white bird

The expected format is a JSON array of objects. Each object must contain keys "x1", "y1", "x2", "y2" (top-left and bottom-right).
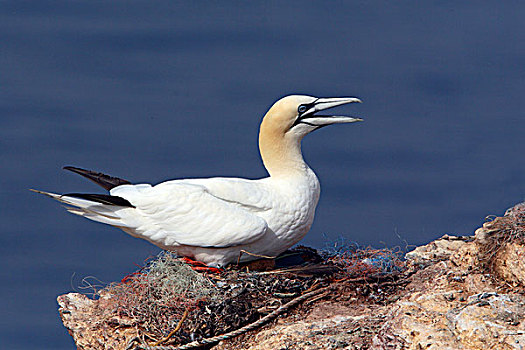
[{"x1": 34, "y1": 95, "x2": 362, "y2": 267}]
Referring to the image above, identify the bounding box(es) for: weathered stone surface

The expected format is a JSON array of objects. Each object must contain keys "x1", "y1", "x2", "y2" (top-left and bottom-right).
[
  {"x1": 494, "y1": 242, "x2": 525, "y2": 286},
  {"x1": 58, "y1": 202, "x2": 525, "y2": 350},
  {"x1": 405, "y1": 234, "x2": 473, "y2": 267},
  {"x1": 58, "y1": 291, "x2": 138, "y2": 350},
  {"x1": 373, "y1": 276, "x2": 525, "y2": 349}
]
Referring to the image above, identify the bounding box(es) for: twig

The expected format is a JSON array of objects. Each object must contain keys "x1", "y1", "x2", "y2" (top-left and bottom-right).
[
  {"x1": 302, "y1": 281, "x2": 320, "y2": 293},
  {"x1": 152, "y1": 308, "x2": 190, "y2": 346},
  {"x1": 305, "y1": 291, "x2": 330, "y2": 305},
  {"x1": 255, "y1": 264, "x2": 337, "y2": 276},
  {"x1": 236, "y1": 250, "x2": 276, "y2": 265}
]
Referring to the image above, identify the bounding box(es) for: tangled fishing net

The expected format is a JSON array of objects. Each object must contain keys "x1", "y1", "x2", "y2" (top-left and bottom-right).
[{"x1": 322, "y1": 237, "x2": 405, "y2": 278}]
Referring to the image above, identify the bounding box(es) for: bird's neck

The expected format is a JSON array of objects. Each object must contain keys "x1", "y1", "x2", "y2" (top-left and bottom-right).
[{"x1": 259, "y1": 123, "x2": 308, "y2": 178}]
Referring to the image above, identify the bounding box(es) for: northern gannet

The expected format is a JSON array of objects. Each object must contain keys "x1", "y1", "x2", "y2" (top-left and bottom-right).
[{"x1": 34, "y1": 95, "x2": 362, "y2": 267}]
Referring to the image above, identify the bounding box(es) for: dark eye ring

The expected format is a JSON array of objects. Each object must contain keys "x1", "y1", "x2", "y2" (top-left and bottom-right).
[{"x1": 298, "y1": 105, "x2": 307, "y2": 113}]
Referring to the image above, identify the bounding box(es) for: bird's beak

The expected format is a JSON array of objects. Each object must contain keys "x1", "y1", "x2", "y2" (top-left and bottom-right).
[{"x1": 299, "y1": 97, "x2": 363, "y2": 127}]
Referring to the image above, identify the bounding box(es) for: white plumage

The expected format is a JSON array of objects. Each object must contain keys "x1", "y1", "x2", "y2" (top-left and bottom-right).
[{"x1": 35, "y1": 95, "x2": 362, "y2": 267}]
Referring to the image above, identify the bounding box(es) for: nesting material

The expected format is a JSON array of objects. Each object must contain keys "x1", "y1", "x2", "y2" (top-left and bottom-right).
[
  {"x1": 105, "y1": 253, "x2": 217, "y2": 338},
  {"x1": 323, "y1": 239, "x2": 405, "y2": 277},
  {"x1": 64, "y1": 245, "x2": 405, "y2": 349}
]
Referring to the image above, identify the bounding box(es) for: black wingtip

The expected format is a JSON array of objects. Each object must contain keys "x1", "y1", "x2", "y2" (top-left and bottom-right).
[
  {"x1": 63, "y1": 166, "x2": 131, "y2": 191},
  {"x1": 64, "y1": 193, "x2": 135, "y2": 207}
]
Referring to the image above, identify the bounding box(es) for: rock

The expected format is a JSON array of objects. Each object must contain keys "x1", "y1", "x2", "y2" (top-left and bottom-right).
[
  {"x1": 58, "y1": 291, "x2": 138, "y2": 350},
  {"x1": 405, "y1": 234, "x2": 473, "y2": 267},
  {"x1": 58, "y1": 202, "x2": 525, "y2": 350},
  {"x1": 373, "y1": 271, "x2": 525, "y2": 349},
  {"x1": 494, "y1": 242, "x2": 525, "y2": 286},
  {"x1": 452, "y1": 293, "x2": 525, "y2": 349}
]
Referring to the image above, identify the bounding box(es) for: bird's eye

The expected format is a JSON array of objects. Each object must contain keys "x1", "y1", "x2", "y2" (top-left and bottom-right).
[{"x1": 298, "y1": 105, "x2": 307, "y2": 114}]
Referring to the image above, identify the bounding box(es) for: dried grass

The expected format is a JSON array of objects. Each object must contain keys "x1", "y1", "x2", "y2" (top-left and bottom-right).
[
  {"x1": 478, "y1": 203, "x2": 525, "y2": 272},
  {"x1": 102, "y1": 252, "x2": 217, "y2": 337}
]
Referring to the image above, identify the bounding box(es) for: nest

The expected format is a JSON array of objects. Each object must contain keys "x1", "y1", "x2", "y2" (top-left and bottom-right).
[{"x1": 85, "y1": 244, "x2": 406, "y2": 349}]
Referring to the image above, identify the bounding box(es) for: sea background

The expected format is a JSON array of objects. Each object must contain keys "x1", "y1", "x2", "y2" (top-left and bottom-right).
[{"x1": 1, "y1": 2, "x2": 524, "y2": 349}]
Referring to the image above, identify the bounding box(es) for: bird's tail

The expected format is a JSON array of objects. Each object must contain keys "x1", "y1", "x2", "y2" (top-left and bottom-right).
[
  {"x1": 63, "y1": 166, "x2": 131, "y2": 191},
  {"x1": 30, "y1": 189, "x2": 134, "y2": 227}
]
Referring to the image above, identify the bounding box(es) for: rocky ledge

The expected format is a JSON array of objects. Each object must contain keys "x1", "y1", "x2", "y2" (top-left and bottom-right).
[{"x1": 58, "y1": 202, "x2": 525, "y2": 349}]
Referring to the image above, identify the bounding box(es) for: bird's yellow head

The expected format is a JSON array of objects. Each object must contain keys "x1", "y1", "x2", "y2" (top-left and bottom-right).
[
  {"x1": 259, "y1": 95, "x2": 362, "y2": 176},
  {"x1": 262, "y1": 95, "x2": 362, "y2": 138}
]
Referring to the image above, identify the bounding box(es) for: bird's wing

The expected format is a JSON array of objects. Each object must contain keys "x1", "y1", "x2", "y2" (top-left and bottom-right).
[
  {"x1": 177, "y1": 177, "x2": 274, "y2": 212},
  {"x1": 110, "y1": 179, "x2": 271, "y2": 248}
]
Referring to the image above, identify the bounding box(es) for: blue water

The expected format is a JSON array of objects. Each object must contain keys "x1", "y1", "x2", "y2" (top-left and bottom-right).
[{"x1": 1, "y1": 1, "x2": 524, "y2": 348}]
